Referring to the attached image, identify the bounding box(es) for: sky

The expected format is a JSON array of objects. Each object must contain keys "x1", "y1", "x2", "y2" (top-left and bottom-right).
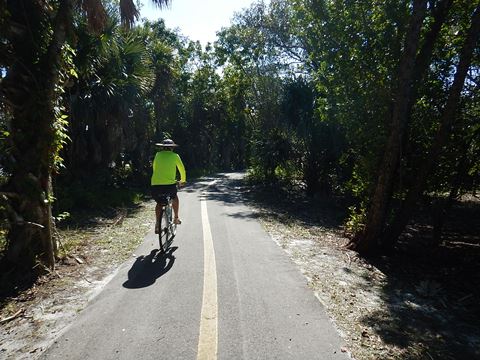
[{"x1": 140, "y1": 0, "x2": 260, "y2": 46}]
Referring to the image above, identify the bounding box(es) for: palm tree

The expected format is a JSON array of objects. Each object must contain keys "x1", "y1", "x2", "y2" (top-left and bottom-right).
[
  {"x1": 0, "y1": 0, "x2": 170, "y2": 273},
  {"x1": 67, "y1": 17, "x2": 159, "y2": 180}
]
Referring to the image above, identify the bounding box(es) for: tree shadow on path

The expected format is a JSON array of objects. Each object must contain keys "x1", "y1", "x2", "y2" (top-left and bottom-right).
[{"x1": 122, "y1": 247, "x2": 177, "y2": 289}]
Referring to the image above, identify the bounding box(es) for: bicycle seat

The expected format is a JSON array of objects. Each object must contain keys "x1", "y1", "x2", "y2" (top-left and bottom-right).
[{"x1": 157, "y1": 194, "x2": 171, "y2": 205}]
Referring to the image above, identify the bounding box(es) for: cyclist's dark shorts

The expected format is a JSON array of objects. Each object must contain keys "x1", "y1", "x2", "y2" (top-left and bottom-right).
[{"x1": 151, "y1": 184, "x2": 177, "y2": 203}]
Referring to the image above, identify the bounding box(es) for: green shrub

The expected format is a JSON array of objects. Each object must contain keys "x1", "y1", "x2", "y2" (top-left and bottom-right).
[{"x1": 345, "y1": 204, "x2": 367, "y2": 235}]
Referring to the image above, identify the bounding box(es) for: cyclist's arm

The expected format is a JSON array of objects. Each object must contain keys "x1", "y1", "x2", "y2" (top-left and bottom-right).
[{"x1": 176, "y1": 154, "x2": 186, "y2": 183}]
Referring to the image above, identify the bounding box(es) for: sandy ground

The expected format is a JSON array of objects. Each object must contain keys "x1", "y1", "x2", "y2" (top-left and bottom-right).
[
  {"x1": 0, "y1": 202, "x2": 156, "y2": 359},
  {"x1": 258, "y1": 213, "x2": 402, "y2": 360}
]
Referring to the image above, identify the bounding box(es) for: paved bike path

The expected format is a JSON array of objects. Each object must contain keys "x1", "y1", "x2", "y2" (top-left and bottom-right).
[{"x1": 41, "y1": 175, "x2": 349, "y2": 359}]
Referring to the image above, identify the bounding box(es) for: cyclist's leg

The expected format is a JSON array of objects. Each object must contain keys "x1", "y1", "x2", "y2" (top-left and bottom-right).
[
  {"x1": 155, "y1": 202, "x2": 162, "y2": 234},
  {"x1": 152, "y1": 185, "x2": 167, "y2": 233},
  {"x1": 172, "y1": 195, "x2": 181, "y2": 224}
]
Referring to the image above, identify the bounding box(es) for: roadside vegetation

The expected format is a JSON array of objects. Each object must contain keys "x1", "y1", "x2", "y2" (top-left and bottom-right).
[
  {"x1": 243, "y1": 179, "x2": 480, "y2": 359},
  {"x1": 0, "y1": 200, "x2": 155, "y2": 357},
  {"x1": 1, "y1": 1, "x2": 479, "y2": 359}
]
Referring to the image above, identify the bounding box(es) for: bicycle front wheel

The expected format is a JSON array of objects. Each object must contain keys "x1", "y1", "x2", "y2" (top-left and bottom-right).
[
  {"x1": 158, "y1": 208, "x2": 170, "y2": 253},
  {"x1": 166, "y1": 205, "x2": 177, "y2": 238}
]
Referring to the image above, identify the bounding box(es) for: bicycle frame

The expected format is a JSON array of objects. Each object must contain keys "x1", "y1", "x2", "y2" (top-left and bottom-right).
[{"x1": 157, "y1": 195, "x2": 177, "y2": 253}]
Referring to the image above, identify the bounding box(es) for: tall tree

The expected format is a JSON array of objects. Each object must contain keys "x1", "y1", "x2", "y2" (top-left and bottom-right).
[
  {"x1": 349, "y1": 0, "x2": 429, "y2": 255},
  {"x1": 0, "y1": 0, "x2": 170, "y2": 272},
  {"x1": 385, "y1": 3, "x2": 480, "y2": 247}
]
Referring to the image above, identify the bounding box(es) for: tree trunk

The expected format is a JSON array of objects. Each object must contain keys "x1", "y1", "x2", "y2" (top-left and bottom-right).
[
  {"x1": 411, "y1": 0, "x2": 453, "y2": 90},
  {"x1": 223, "y1": 142, "x2": 232, "y2": 170},
  {"x1": 432, "y1": 130, "x2": 477, "y2": 245},
  {"x1": 305, "y1": 156, "x2": 321, "y2": 198},
  {"x1": 2, "y1": 0, "x2": 73, "y2": 271},
  {"x1": 384, "y1": 4, "x2": 480, "y2": 248},
  {"x1": 432, "y1": 182, "x2": 459, "y2": 246},
  {"x1": 349, "y1": 0, "x2": 428, "y2": 255}
]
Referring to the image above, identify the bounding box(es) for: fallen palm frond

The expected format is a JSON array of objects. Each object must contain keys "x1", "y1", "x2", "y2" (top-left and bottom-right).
[{"x1": 0, "y1": 309, "x2": 24, "y2": 324}]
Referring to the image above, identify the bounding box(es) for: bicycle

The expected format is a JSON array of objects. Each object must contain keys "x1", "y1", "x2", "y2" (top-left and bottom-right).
[{"x1": 157, "y1": 194, "x2": 177, "y2": 253}]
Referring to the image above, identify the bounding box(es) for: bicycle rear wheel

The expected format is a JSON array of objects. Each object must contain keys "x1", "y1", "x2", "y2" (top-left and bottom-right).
[{"x1": 158, "y1": 208, "x2": 170, "y2": 253}]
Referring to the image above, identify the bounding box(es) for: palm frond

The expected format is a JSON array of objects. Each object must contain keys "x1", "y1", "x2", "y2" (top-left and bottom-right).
[
  {"x1": 120, "y1": 0, "x2": 140, "y2": 29},
  {"x1": 150, "y1": 0, "x2": 172, "y2": 9},
  {"x1": 120, "y1": 0, "x2": 171, "y2": 28},
  {"x1": 81, "y1": 0, "x2": 108, "y2": 33}
]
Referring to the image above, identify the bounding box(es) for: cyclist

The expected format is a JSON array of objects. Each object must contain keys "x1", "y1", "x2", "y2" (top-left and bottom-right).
[{"x1": 151, "y1": 139, "x2": 186, "y2": 233}]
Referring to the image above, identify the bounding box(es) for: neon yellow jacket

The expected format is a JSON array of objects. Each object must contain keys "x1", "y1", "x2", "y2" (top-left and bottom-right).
[{"x1": 151, "y1": 151, "x2": 186, "y2": 185}]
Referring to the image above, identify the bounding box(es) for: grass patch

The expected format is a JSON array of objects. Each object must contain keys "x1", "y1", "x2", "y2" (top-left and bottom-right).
[
  {"x1": 55, "y1": 201, "x2": 155, "y2": 264},
  {"x1": 1, "y1": 199, "x2": 156, "y2": 310}
]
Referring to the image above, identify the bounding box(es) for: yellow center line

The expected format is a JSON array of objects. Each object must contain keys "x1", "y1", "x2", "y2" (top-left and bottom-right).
[{"x1": 197, "y1": 196, "x2": 218, "y2": 360}]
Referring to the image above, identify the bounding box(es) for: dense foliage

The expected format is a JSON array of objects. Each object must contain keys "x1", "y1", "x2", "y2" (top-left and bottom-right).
[
  {"x1": 215, "y1": 0, "x2": 480, "y2": 255},
  {"x1": 0, "y1": 0, "x2": 479, "y2": 272}
]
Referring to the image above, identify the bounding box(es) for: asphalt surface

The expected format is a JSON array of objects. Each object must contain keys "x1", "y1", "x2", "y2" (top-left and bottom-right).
[{"x1": 41, "y1": 174, "x2": 349, "y2": 360}]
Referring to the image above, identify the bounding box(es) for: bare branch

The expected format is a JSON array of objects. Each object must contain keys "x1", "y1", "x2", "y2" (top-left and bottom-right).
[
  {"x1": 17, "y1": 221, "x2": 45, "y2": 229},
  {"x1": 0, "y1": 192, "x2": 19, "y2": 199}
]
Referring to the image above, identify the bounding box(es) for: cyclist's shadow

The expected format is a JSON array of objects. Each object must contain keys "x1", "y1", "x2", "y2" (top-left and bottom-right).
[{"x1": 122, "y1": 247, "x2": 177, "y2": 289}]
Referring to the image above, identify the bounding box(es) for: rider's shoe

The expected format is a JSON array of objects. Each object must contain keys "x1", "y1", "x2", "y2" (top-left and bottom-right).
[{"x1": 174, "y1": 218, "x2": 182, "y2": 225}]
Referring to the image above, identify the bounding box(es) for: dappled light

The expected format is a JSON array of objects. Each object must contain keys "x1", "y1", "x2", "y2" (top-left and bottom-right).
[{"x1": 1, "y1": 0, "x2": 479, "y2": 359}]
